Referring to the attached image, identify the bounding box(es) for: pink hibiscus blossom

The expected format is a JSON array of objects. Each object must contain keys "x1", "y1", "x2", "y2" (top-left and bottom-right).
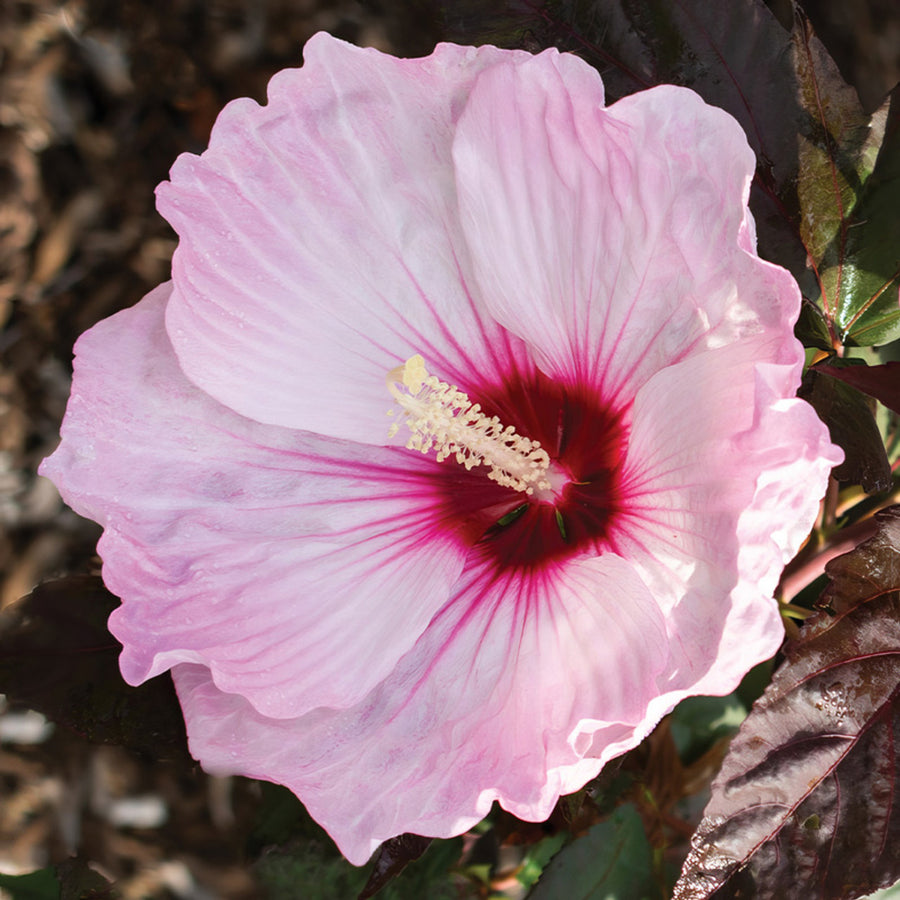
[{"x1": 41, "y1": 33, "x2": 841, "y2": 863}]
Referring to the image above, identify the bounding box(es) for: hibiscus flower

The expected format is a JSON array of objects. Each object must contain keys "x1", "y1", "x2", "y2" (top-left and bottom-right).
[{"x1": 41, "y1": 33, "x2": 840, "y2": 863}]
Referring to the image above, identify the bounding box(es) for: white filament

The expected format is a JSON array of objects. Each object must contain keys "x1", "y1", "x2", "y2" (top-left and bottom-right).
[{"x1": 387, "y1": 355, "x2": 551, "y2": 495}]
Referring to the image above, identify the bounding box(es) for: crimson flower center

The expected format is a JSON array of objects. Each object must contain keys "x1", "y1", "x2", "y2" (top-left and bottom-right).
[{"x1": 388, "y1": 356, "x2": 628, "y2": 572}]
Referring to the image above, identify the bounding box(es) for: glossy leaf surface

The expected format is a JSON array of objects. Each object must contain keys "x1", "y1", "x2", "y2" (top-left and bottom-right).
[
  {"x1": 832, "y1": 87, "x2": 900, "y2": 346},
  {"x1": 791, "y1": 9, "x2": 879, "y2": 335},
  {"x1": 674, "y1": 507, "x2": 900, "y2": 899}
]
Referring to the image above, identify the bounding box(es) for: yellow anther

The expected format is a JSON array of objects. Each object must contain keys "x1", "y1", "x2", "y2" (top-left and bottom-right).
[{"x1": 387, "y1": 355, "x2": 551, "y2": 495}]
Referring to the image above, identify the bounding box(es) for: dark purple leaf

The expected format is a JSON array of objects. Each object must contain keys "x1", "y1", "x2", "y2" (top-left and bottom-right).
[
  {"x1": 817, "y1": 360, "x2": 900, "y2": 417},
  {"x1": 798, "y1": 367, "x2": 891, "y2": 493},
  {"x1": 674, "y1": 506, "x2": 900, "y2": 900},
  {"x1": 357, "y1": 834, "x2": 433, "y2": 899},
  {"x1": 819, "y1": 507, "x2": 900, "y2": 615},
  {"x1": 0, "y1": 575, "x2": 189, "y2": 760}
]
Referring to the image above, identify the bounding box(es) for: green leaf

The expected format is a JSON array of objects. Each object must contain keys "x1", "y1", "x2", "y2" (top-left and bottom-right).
[
  {"x1": 792, "y1": 8, "x2": 875, "y2": 324},
  {"x1": 516, "y1": 832, "x2": 568, "y2": 890},
  {"x1": 441, "y1": 0, "x2": 546, "y2": 49},
  {"x1": 0, "y1": 861, "x2": 114, "y2": 900},
  {"x1": 0, "y1": 870, "x2": 60, "y2": 900},
  {"x1": 254, "y1": 844, "x2": 368, "y2": 900},
  {"x1": 793, "y1": 10, "x2": 900, "y2": 347},
  {"x1": 528, "y1": 805, "x2": 659, "y2": 899},
  {"x1": 247, "y1": 783, "x2": 324, "y2": 855},
  {"x1": 796, "y1": 298, "x2": 837, "y2": 351},
  {"x1": 254, "y1": 837, "x2": 467, "y2": 900},
  {"x1": 668, "y1": 694, "x2": 747, "y2": 765},
  {"x1": 834, "y1": 86, "x2": 900, "y2": 346}
]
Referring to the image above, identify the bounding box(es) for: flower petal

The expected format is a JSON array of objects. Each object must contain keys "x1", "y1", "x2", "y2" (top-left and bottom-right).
[
  {"x1": 40, "y1": 284, "x2": 471, "y2": 718},
  {"x1": 172, "y1": 552, "x2": 669, "y2": 864},
  {"x1": 453, "y1": 54, "x2": 773, "y2": 400},
  {"x1": 614, "y1": 335, "x2": 841, "y2": 706},
  {"x1": 158, "y1": 33, "x2": 534, "y2": 442},
  {"x1": 679, "y1": 362, "x2": 842, "y2": 701}
]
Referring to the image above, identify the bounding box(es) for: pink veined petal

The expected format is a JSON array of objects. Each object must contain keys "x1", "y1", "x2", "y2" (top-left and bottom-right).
[
  {"x1": 672, "y1": 365, "x2": 843, "y2": 699},
  {"x1": 39, "y1": 283, "x2": 471, "y2": 718},
  {"x1": 453, "y1": 54, "x2": 777, "y2": 402},
  {"x1": 171, "y1": 552, "x2": 669, "y2": 865},
  {"x1": 617, "y1": 340, "x2": 766, "y2": 619},
  {"x1": 612, "y1": 333, "x2": 841, "y2": 705},
  {"x1": 638, "y1": 387, "x2": 843, "y2": 729},
  {"x1": 158, "y1": 33, "x2": 537, "y2": 442}
]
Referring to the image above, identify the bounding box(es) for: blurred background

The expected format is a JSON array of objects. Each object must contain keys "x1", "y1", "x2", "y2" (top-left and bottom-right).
[{"x1": 1, "y1": 1, "x2": 898, "y2": 897}]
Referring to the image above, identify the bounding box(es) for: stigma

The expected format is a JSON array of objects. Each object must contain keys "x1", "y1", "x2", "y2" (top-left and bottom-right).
[{"x1": 387, "y1": 355, "x2": 552, "y2": 495}]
